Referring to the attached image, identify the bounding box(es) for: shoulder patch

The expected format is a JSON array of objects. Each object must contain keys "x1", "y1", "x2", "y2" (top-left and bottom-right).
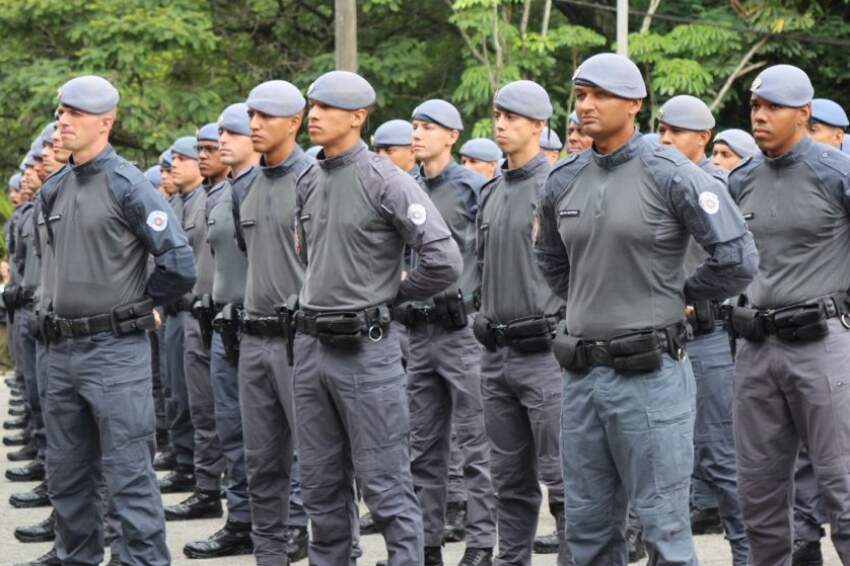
[{"x1": 147, "y1": 210, "x2": 169, "y2": 232}]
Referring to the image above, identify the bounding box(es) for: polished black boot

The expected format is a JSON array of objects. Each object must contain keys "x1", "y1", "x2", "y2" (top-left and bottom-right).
[
  {"x1": 164, "y1": 488, "x2": 223, "y2": 520},
  {"x1": 153, "y1": 447, "x2": 176, "y2": 471},
  {"x1": 287, "y1": 525, "x2": 309, "y2": 562},
  {"x1": 690, "y1": 506, "x2": 723, "y2": 535},
  {"x1": 626, "y1": 525, "x2": 647, "y2": 563},
  {"x1": 158, "y1": 465, "x2": 196, "y2": 493},
  {"x1": 13, "y1": 547, "x2": 60, "y2": 566},
  {"x1": 14, "y1": 510, "x2": 56, "y2": 543},
  {"x1": 8, "y1": 441, "x2": 38, "y2": 461},
  {"x1": 458, "y1": 547, "x2": 493, "y2": 566},
  {"x1": 3, "y1": 415, "x2": 29, "y2": 430},
  {"x1": 3, "y1": 429, "x2": 31, "y2": 446},
  {"x1": 10, "y1": 479, "x2": 51, "y2": 508},
  {"x1": 442, "y1": 500, "x2": 467, "y2": 543},
  {"x1": 792, "y1": 538, "x2": 824, "y2": 566},
  {"x1": 359, "y1": 511, "x2": 380, "y2": 535},
  {"x1": 183, "y1": 520, "x2": 253, "y2": 559},
  {"x1": 6, "y1": 459, "x2": 45, "y2": 482}
]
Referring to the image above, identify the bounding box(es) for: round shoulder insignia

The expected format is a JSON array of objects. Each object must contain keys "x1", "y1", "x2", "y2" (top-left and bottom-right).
[
  {"x1": 147, "y1": 210, "x2": 169, "y2": 232},
  {"x1": 698, "y1": 191, "x2": 720, "y2": 215},
  {"x1": 407, "y1": 203, "x2": 427, "y2": 226}
]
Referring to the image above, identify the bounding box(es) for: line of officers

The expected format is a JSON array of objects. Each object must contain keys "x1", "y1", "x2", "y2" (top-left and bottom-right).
[{"x1": 2, "y1": 52, "x2": 850, "y2": 566}]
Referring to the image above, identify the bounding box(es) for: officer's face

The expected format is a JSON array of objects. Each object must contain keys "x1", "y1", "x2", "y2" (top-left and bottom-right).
[
  {"x1": 9, "y1": 191, "x2": 19, "y2": 205},
  {"x1": 307, "y1": 102, "x2": 366, "y2": 147},
  {"x1": 567, "y1": 122, "x2": 593, "y2": 153},
  {"x1": 710, "y1": 143, "x2": 742, "y2": 171},
  {"x1": 219, "y1": 129, "x2": 256, "y2": 168},
  {"x1": 57, "y1": 105, "x2": 113, "y2": 154},
  {"x1": 22, "y1": 167, "x2": 40, "y2": 195},
  {"x1": 197, "y1": 140, "x2": 228, "y2": 180},
  {"x1": 160, "y1": 167, "x2": 176, "y2": 195},
  {"x1": 460, "y1": 156, "x2": 498, "y2": 179},
  {"x1": 249, "y1": 110, "x2": 302, "y2": 154},
  {"x1": 658, "y1": 124, "x2": 710, "y2": 163},
  {"x1": 51, "y1": 126, "x2": 71, "y2": 164},
  {"x1": 41, "y1": 143, "x2": 59, "y2": 175},
  {"x1": 171, "y1": 154, "x2": 201, "y2": 190},
  {"x1": 750, "y1": 96, "x2": 810, "y2": 157},
  {"x1": 411, "y1": 120, "x2": 458, "y2": 162},
  {"x1": 34, "y1": 157, "x2": 47, "y2": 181},
  {"x1": 574, "y1": 85, "x2": 641, "y2": 141},
  {"x1": 492, "y1": 109, "x2": 542, "y2": 155},
  {"x1": 376, "y1": 146, "x2": 417, "y2": 172},
  {"x1": 543, "y1": 149, "x2": 560, "y2": 165},
  {"x1": 807, "y1": 122, "x2": 844, "y2": 149}
]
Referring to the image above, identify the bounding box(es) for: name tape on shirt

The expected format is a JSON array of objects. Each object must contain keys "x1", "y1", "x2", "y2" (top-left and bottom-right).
[
  {"x1": 407, "y1": 203, "x2": 427, "y2": 226},
  {"x1": 147, "y1": 210, "x2": 169, "y2": 232},
  {"x1": 698, "y1": 191, "x2": 720, "y2": 215}
]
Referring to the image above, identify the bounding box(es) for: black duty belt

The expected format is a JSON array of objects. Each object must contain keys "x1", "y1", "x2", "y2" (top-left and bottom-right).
[
  {"x1": 46, "y1": 299, "x2": 155, "y2": 340},
  {"x1": 729, "y1": 293, "x2": 850, "y2": 343},
  {"x1": 165, "y1": 297, "x2": 193, "y2": 315},
  {"x1": 294, "y1": 305, "x2": 392, "y2": 348},
  {"x1": 241, "y1": 316, "x2": 288, "y2": 337},
  {"x1": 392, "y1": 291, "x2": 478, "y2": 331},
  {"x1": 472, "y1": 312, "x2": 563, "y2": 354},
  {"x1": 688, "y1": 299, "x2": 726, "y2": 336}
]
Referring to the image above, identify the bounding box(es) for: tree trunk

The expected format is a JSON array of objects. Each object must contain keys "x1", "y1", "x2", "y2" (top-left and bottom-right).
[
  {"x1": 541, "y1": 0, "x2": 552, "y2": 36},
  {"x1": 640, "y1": 0, "x2": 661, "y2": 33},
  {"x1": 334, "y1": 0, "x2": 357, "y2": 71},
  {"x1": 710, "y1": 37, "x2": 768, "y2": 111}
]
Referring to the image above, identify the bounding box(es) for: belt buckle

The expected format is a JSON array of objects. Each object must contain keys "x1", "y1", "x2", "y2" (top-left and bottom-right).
[
  {"x1": 587, "y1": 342, "x2": 610, "y2": 366},
  {"x1": 58, "y1": 319, "x2": 74, "y2": 337}
]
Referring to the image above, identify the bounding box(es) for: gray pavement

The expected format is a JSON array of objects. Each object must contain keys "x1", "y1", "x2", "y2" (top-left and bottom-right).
[{"x1": 0, "y1": 370, "x2": 842, "y2": 565}]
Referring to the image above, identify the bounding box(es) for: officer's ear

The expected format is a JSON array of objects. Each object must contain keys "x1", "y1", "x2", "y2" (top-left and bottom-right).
[
  {"x1": 531, "y1": 119, "x2": 545, "y2": 137},
  {"x1": 100, "y1": 110, "x2": 116, "y2": 133},
  {"x1": 351, "y1": 108, "x2": 369, "y2": 130},
  {"x1": 798, "y1": 104, "x2": 812, "y2": 127},
  {"x1": 698, "y1": 130, "x2": 711, "y2": 150},
  {"x1": 627, "y1": 98, "x2": 643, "y2": 120}
]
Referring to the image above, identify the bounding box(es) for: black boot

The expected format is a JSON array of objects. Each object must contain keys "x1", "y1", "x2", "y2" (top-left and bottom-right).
[
  {"x1": 14, "y1": 510, "x2": 56, "y2": 543},
  {"x1": 10, "y1": 479, "x2": 51, "y2": 508},
  {"x1": 153, "y1": 448, "x2": 176, "y2": 471},
  {"x1": 8, "y1": 405, "x2": 27, "y2": 417},
  {"x1": 158, "y1": 465, "x2": 196, "y2": 493},
  {"x1": 183, "y1": 520, "x2": 253, "y2": 559},
  {"x1": 13, "y1": 547, "x2": 60, "y2": 566},
  {"x1": 3, "y1": 429, "x2": 31, "y2": 446},
  {"x1": 458, "y1": 547, "x2": 493, "y2": 566},
  {"x1": 360, "y1": 511, "x2": 380, "y2": 535},
  {"x1": 287, "y1": 525, "x2": 309, "y2": 563},
  {"x1": 424, "y1": 546, "x2": 444, "y2": 566},
  {"x1": 8, "y1": 441, "x2": 38, "y2": 462},
  {"x1": 105, "y1": 551, "x2": 122, "y2": 566},
  {"x1": 164, "y1": 488, "x2": 223, "y2": 520},
  {"x1": 690, "y1": 506, "x2": 723, "y2": 535},
  {"x1": 792, "y1": 538, "x2": 824, "y2": 566},
  {"x1": 3, "y1": 416, "x2": 29, "y2": 430},
  {"x1": 626, "y1": 525, "x2": 647, "y2": 563},
  {"x1": 9, "y1": 396, "x2": 24, "y2": 406},
  {"x1": 442, "y1": 501, "x2": 467, "y2": 543},
  {"x1": 6, "y1": 459, "x2": 45, "y2": 482}
]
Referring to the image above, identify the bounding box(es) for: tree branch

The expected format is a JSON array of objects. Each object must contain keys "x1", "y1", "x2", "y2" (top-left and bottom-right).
[
  {"x1": 640, "y1": 0, "x2": 662, "y2": 33},
  {"x1": 541, "y1": 0, "x2": 553, "y2": 36},
  {"x1": 710, "y1": 37, "x2": 768, "y2": 111},
  {"x1": 520, "y1": 0, "x2": 532, "y2": 38}
]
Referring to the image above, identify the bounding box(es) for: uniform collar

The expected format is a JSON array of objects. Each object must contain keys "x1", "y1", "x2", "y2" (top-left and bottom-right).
[
  {"x1": 590, "y1": 132, "x2": 642, "y2": 170},
  {"x1": 260, "y1": 146, "x2": 305, "y2": 178},
  {"x1": 230, "y1": 164, "x2": 256, "y2": 184},
  {"x1": 318, "y1": 141, "x2": 367, "y2": 171},
  {"x1": 422, "y1": 158, "x2": 459, "y2": 189},
  {"x1": 181, "y1": 183, "x2": 203, "y2": 202},
  {"x1": 503, "y1": 152, "x2": 549, "y2": 181},
  {"x1": 70, "y1": 144, "x2": 115, "y2": 175},
  {"x1": 206, "y1": 179, "x2": 227, "y2": 196},
  {"x1": 763, "y1": 135, "x2": 812, "y2": 169}
]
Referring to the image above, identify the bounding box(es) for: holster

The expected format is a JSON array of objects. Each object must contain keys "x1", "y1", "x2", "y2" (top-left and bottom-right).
[
  {"x1": 433, "y1": 290, "x2": 469, "y2": 330},
  {"x1": 552, "y1": 322, "x2": 588, "y2": 371},
  {"x1": 191, "y1": 294, "x2": 215, "y2": 349},
  {"x1": 730, "y1": 306, "x2": 766, "y2": 342},
  {"x1": 690, "y1": 300, "x2": 716, "y2": 335},
  {"x1": 277, "y1": 295, "x2": 299, "y2": 365},
  {"x1": 213, "y1": 303, "x2": 241, "y2": 366},
  {"x1": 2, "y1": 284, "x2": 21, "y2": 320},
  {"x1": 472, "y1": 315, "x2": 499, "y2": 352}
]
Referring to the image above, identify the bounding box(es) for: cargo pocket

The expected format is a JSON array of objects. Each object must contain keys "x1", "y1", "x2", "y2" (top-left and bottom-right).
[{"x1": 647, "y1": 402, "x2": 694, "y2": 494}]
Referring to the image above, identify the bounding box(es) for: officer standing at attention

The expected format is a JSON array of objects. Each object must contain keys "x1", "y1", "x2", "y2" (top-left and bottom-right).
[
  {"x1": 373, "y1": 119, "x2": 420, "y2": 179},
  {"x1": 182, "y1": 103, "x2": 257, "y2": 560},
  {"x1": 536, "y1": 53, "x2": 757, "y2": 565},
  {"x1": 475, "y1": 79, "x2": 571, "y2": 566},
  {"x1": 38, "y1": 74, "x2": 195, "y2": 566},
  {"x1": 808, "y1": 98, "x2": 848, "y2": 149},
  {"x1": 293, "y1": 70, "x2": 461, "y2": 566},
  {"x1": 401, "y1": 98, "x2": 496, "y2": 566},
  {"x1": 711, "y1": 129, "x2": 759, "y2": 171},
  {"x1": 657, "y1": 94, "x2": 749, "y2": 565},
  {"x1": 459, "y1": 138, "x2": 502, "y2": 179},
  {"x1": 540, "y1": 126, "x2": 563, "y2": 164},
  {"x1": 729, "y1": 65, "x2": 850, "y2": 566},
  {"x1": 566, "y1": 112, "x2": 593, "y2": 154},
  {"x1": 238, "y1": 79, "x2": 313, "y2": 566}
]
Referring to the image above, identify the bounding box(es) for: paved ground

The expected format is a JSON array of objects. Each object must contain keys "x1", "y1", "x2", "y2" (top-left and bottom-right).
[{"x1": 0, "y1": 370, "x2": 843, "y2": 565}]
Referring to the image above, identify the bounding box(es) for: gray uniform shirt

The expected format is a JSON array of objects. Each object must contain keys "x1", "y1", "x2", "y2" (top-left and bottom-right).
[
  {"x1": 729, "y1": 135, "x2": 850, "y2": 309},
  {"x1": 417, "y1": 159, "x2": 484, "y2": 294},
  {"x1": 6, "y1": 205, "x2": 25, "y2": 284},
  {"x1": 35, "y1": 200, "x2": 53, "y2": 311},
  {"x1": 477, "y1": 153, "x2": 563, "y2": 324},
  {"x1": 241, "y1": 148, "x2": 310, "y2": 317},
  {"x1": 683, "y1": 158, "x2": 731, "y2": 276},
  {"x1": 537, "y1": 133, "x2": 757, "y2": 340},
  {"x1": 18, "y1": 203, "x2": 40, "y2": 295},
  {"x1": 296, "y1": 141, "x2": 461, "y2": 312},
  {"x1": 182, "y1": 184, "x2": 213, "y2": 298},
  {"x1": 12, "y1": 202, "x2": 34, "y2": 291}
]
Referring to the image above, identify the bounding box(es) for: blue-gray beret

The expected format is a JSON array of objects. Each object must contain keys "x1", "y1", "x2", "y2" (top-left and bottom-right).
[
  {"x1": 39, "y1": 122, "x2": 56, "y2": 145},
  {"x1": 23, "y1": 152, "x2": 36, "y2": 168},
  {"x1": 196, "y1": 123, "x2": 219, "y2": 142},
  {"x1": 658, "y1": 95, "x2": 715, "y2": 131},
  {"x1": 218, "y1": 103, "x2": 251, "y2": 136},
  {"x1": 643, "y1": 132, "x2": 660, "y2": 146},
  {"x1": 411, "y1": 99, "x2": 464, "y2": 131},
  {"x1": 573, "y1": 53, "x2": 646, "y2": 99},
  {"x1": 57, "y1": 75, "x2": 119, "y2": 114},
  {"x1": 750, "y1": 65, "x2": 813, "y2": 107},
  {"x1": 494, "y1": 80, "x2": 552, "y2": 120},
  {"x1": 305, "y1": 145, "x2": 322, "y2": 158},
  {"x1": 307, "y1": 71, "x2": 375, "y2": 110},
  {"x1": 8, "y1": 173, "x2": 21, "y2": 191},
  {"x1": 811, "y1": 98, "x2": 849, "y2": 128},
  {"x1": 144, "y1": 165, "x2": 161, "y2": 189},
  {"x1": 568, "y1": 111, "x2": 580, "y2": 125},
  {"x1": 171, "y1": 136, "x2": 199, "y2": 160},
  {"x1": 459, "y1": 138, "x2": 502, "y2": 162},
  {"x1": 372, "y1": 120, "x2": 413, "y2": 147},
  {"x1": 246, "y1": 80, "x2": 305, "y2": 117},
  {"x1": 30, "y1": 140, "x2": 44, "y2": 160},
  {"x1": 714, "y1": 129, "x2": 759, "y2": 159},
  {"x1": 539, "y1": 127, "x2": 563, "y2": 150},
  {"x1": 159, "y1": 149, "x2": 173, "y2": 168}
]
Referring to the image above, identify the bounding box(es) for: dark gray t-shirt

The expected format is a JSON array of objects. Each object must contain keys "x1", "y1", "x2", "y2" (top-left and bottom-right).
[{"x1": 182, "y1": 184, "x2": 213, "y2": 298}]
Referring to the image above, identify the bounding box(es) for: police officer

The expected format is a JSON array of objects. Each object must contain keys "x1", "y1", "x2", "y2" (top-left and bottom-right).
[
  {"x1": 373, "y1": 119, "x2": 419, "y2": 178},
  {"x1": 459, "y1": 138, "x2": 501, "y2": 179},
  {"x1": 657, "y1": 94, "x2": 749, "y2": 565},
  {"x1": 38, "y1": 74, "x2": 195, "y2": 566},
  {"x1": 398, "y1": 98, "x2": 496, "y2": 565},
  {"x1": 536, "y1": 53, "x2": 757, "y2": 565},
  {"x1": 566, "y1": 112, "x2": 593, "y2": 154},
  {"x1": 182, "y1": 105, "x2": 256, "y2": 559},
  {"x1": 540, "y1": 126, "x2": 563, "y2": 164},
  {"x1": 729, "y1": 64, "x2": 850, "y2": 566},
  {"x1": 711, "y1": 129, "x2": 758, "y2": 171},
  {"x1": 475, "y1": 79, "x2": 571, "y2": 566},
  {"x1": 293, "y1": 70, "x2": 461, "y2": 565},
  {"x1": 808, "y1": 98, "x2": 848, "y2": 149},
  {"x1": 163, "y1": 133, "x2": 225, "y2": 520}
]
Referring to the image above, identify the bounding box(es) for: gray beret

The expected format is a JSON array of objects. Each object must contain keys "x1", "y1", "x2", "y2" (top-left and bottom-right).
[
  {"x1": 171, "y1": 136, "x2": 199, "y2": 160},
  {"x1": 23, "y1": 152, "x2": 36, "y2": 168},
  {"x1": 159, "y1": 149, "x2": 173, "y2": 168},
  {"x1": 8, "y1": 173, "x2": 21, "y2": 191},
  {"x1": 39, "y1": 122, "x2": 56, "y2": 145},
  {"x1": 539, "y1": 127, "x2": 563, "y2": 150},
  {"x1": 494, "y1": 80, "x2": 552, "y2": 120},
  {"x1": 643, "y1": 132, "x2": 660, "y2": 146},
  {"x1": 30, "y1": 140, "x2": 44, "y2": 160},
  {"x1": 305, "y1": 145, "x2": 322, "y2": 158},
  {"x1": 57, "y1": 75, "x2": 119, "y2": 114},
  {"x1": 459, "y1": 138, "x2": 502, "y2": 162},
  {"x1": 573, "y1": 53, "x2": 646, "y2": 99},
  {"x1": 568, "y1": 111, "x2": 580, "y2": 125},
  {"x1": 811, "y1": 98, "x2": 849, "y2": 128},
  {"x1": 372, "y1": 120, "x2": 413, "y2": 147},
  {"x1": 411, "y1": 99, "x2": 464, "y2": 131},
  {"x1": 196, "y1": 122, "x2": 219, "y2": 142},
  {"x1": 218, "y1": 103, "x2": 251, "y2": 136},
  {"x1": 246, "y1": 80, "x2": 306, "y2": 117},
  {"x1": 658, "y1": 95, "x2": 715, "y2": 131},
  {"x1": 751, "y1": 65, "x2": 813, "y2": 107},
  {"x1": 307, "y1": 71, "x2": 376, "y2": 110},
  {"x1": 713, "y1": 129, "x2": 759, "y2": 159},
  {"x1": 144, "y1": 165, "x2": 161, "y2": 189}
]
